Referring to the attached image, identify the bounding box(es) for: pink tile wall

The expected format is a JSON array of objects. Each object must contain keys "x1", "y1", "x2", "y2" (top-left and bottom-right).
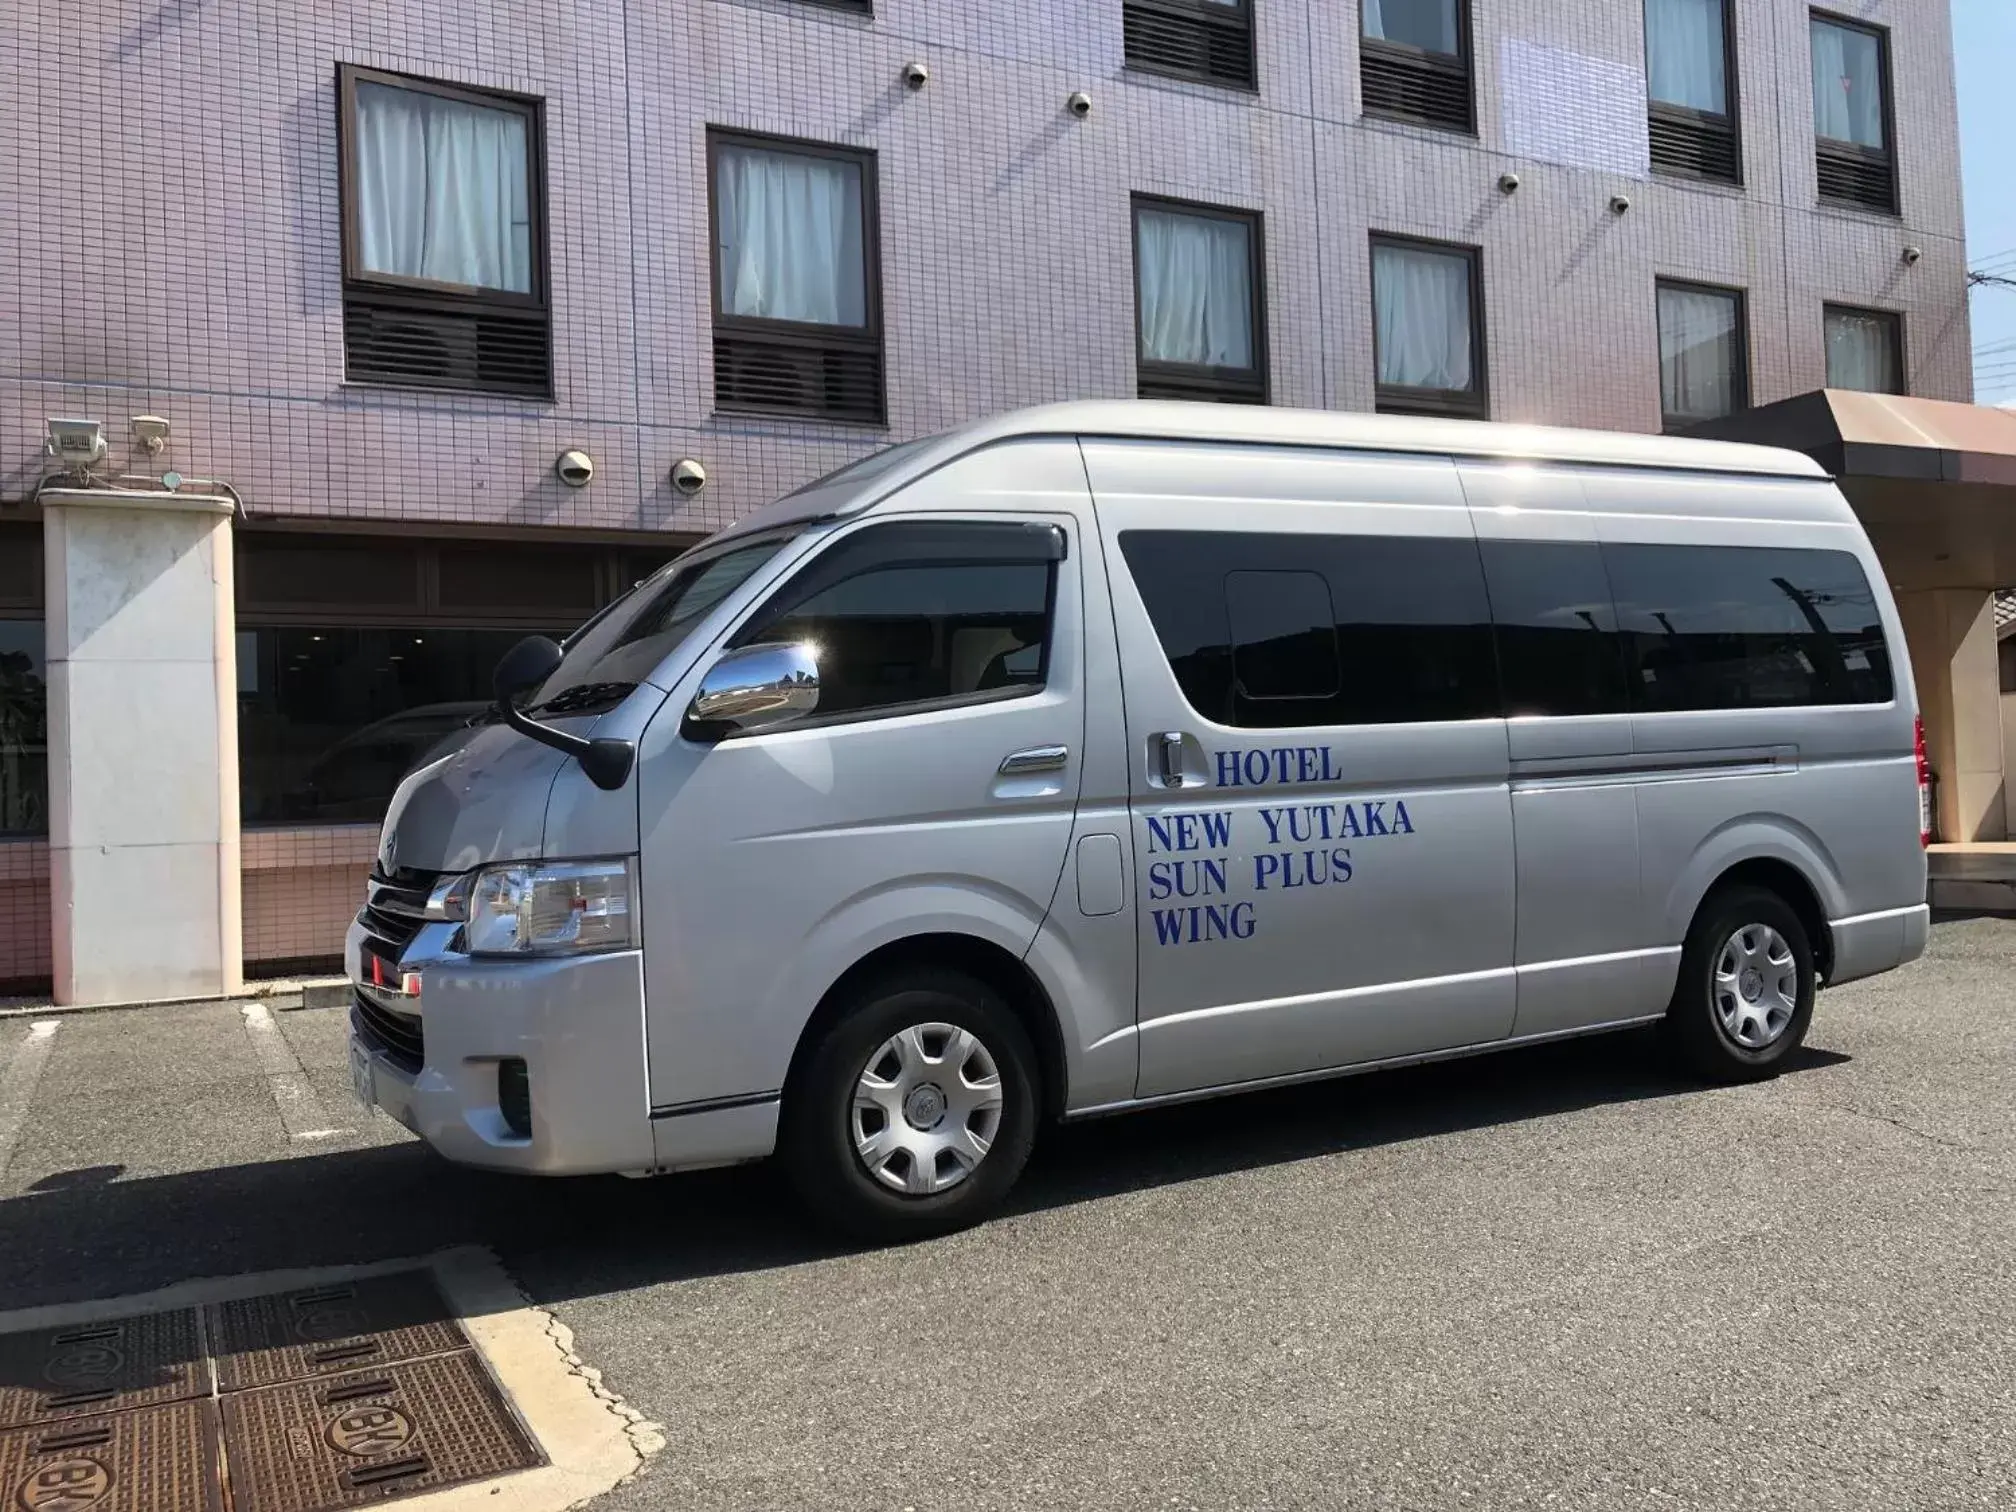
[
  {"x1": 0, "y1": 841, "x2": 50, "y2": 988},
  {"x1": 0, "y1": 0, "x2": 1972, "y2": 542}
]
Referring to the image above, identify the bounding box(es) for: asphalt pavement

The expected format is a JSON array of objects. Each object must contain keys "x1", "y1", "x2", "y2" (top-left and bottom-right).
[{"x1": 0, "y1": 919, "x2": 2011, "y2": 1511}]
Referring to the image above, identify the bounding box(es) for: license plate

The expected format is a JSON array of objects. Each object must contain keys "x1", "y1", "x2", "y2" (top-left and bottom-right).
[{"x1": 349, "y1": 1040, "x2": 376, "y2": 1112}]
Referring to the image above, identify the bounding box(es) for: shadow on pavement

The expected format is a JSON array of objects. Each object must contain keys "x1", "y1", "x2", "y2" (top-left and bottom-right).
[{"x1": 0, "y1": 1029, "x2": 1849, "y2": 1313}]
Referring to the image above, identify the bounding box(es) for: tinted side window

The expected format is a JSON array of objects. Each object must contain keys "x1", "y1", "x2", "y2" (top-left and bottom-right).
[
  {"x1": 1605, "y1": 544, "x2": 1893, "y2": 709},
  {"x1": 1479, "y1": 540, "x2": 1630, "y2": 717},
  {"x1": 738, "y1": 522, "x2": 1060, "y2": 720},
  {"x1": 1119, "y1": 530, "x2": 1497, "y2": 727}
]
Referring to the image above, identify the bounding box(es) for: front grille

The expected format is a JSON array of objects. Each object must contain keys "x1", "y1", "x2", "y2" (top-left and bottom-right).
[
  {"x1": 354, "y1": 995, "x2": 424, "y2": 1075},
  {"x1": 358, "y1": 865, "x2": 440, "y2": 957},
  {"x1": 1649, "y1": 109, "x2": 1740, "y2": 183},
  {"x1": 1362, "y1": 43, "x2": 1473, "y2": 133},
  {"x1": 1123, "y1": 0, "x2": 1256, "y2": 89},
  {"x1": 1817, "y1": 143, "x2": 1896, "y2": 213}
]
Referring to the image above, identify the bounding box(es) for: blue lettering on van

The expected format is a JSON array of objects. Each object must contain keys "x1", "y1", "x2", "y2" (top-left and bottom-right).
[
  {"x1": 1147, "y1": 858, "x2": 1230, "y2": 900},
  {"x1": 1146, "y1": 810, "x2": 1232, "y2": 853},
  {"x1": 1213, "y1": 746, "x2": 1345, "y2": 787},
  {"x1": 1253, "y1": 848, "x2": 1353, "y2": 890},
  {"x1": 1255, "y1": 801, "x2": 1416, "y2": 843},
  {"x1": 1151, "y1": 902, "x2": 1257, "y2": 945}
]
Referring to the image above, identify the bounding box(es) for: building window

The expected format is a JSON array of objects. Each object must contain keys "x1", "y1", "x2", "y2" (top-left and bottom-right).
[
  {"x1": 1825, "y1": 305, "x2": 1904, "y2": 393},
  {"x1": 0, "y1": 525, "x2": 43, "y2": 839},
  {"x1": 1371, "y1": 236, "x2": 1486, "y2": 418},
  {"x1": 1646, "y1": 0, "x2": 1740, "y2": 183},
  {"x1": 709, "y1": 131, "x2": 884, "y2": 424},
  {"x1": 338, "y1": 67, "x2": 550, "y2": 398},
  {"x1": 1656, "y1": 279, "x2": 1748, "y2": 430},
  {"x1": 235, "y1": 532, "x2": 688, "y2": 825},
  {"x1": 1123, "y1": 0, "x2": 1256, "y2": 90},
  {"x1": 1133, "y1": 198, "x2": 1268, "y2": 404},
  {"x1": 1811, "y1": 13, "x2": 1896, "y2": 213},
  {"x1": 1362, "y1": 0, "x2": 1474, "y2": 134}
]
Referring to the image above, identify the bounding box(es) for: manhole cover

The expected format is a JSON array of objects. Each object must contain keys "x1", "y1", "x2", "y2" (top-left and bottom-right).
[
  {"x1": 220, "y1": 1353, "x2": 541, "y2": 1511},
  {"x1": 209, "y1": 1274, "x2": 466, "y2": 1391},
  {"x1": 0, "y1": 1311, "x2": 205, "y2": 1427},
  {"x1": 0, "y1": 1399, "x2": 221, "y2": 1512}
]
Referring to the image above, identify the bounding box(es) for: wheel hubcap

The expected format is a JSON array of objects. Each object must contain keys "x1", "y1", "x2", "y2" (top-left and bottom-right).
[
  {"x1": 1713, "y1": 923, "x2": 1798, "y2": 1049},
  {"x1": 852, "y1": 1023, "x2": 1003, "y2": 1196}
]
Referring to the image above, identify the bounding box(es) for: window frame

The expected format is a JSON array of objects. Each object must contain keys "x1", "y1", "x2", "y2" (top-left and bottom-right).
[
  {"x1": 705, "y1": 127, "x2": 886, "y2": 425},
  {"x1": 723, "y1": 519, "x2": 1068, "y2": 734},
  {"x1": 0, "y1": 523, "x2": 47, "y2": 839},
  {"x1": 1369, "y1": 232, "x2": 1489, "y2": 420},
  {"x1": 1809, "y1": 10, "x2": 1899, "y2": 215},
  {"x1": 1655, "y1": 276, "x2": 1751, "y2": 432},
  {"x1": 337, "y1": 66, "x2": 550, "y2": 305},
  {"x1": 1121, "y1": 0, "x2": 1258, "y2": 92},
  {"x1": 1360, "y1": 0, "x2": 1476, "y2": 135},
  {"x1": 1644, "y1": 0, "x2": 1744, "y2": 186},
  {"x1": 1823, "y1": 302, "x2": 1906, "y2": 394},
  {"x1": 1132, "y1": 194, "x2": 1271, "y2": 406}
]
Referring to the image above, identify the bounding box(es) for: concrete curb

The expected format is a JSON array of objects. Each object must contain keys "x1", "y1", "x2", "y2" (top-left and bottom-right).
[{"x1": 0, "y1": 977, "x2": 348, "y2": 1020}]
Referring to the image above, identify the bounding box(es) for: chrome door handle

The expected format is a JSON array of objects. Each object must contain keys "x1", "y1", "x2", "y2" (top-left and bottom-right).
[
  {"x1": 1153, "y1": 731, "x2": 1187, "y2": 787},
  {"x1": 999, "y1": 745, "x2": 1070, "y2": 776}
]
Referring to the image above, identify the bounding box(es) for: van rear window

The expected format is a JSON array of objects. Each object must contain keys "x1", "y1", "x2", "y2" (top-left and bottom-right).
[{"x1": 1604, "y1": 543, "x2": 1893, "y2": 710}]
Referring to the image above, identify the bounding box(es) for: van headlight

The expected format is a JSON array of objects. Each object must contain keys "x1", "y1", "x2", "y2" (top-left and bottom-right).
[{"x1": 454, "y1": 859, "x2": 635, "y2": 956}]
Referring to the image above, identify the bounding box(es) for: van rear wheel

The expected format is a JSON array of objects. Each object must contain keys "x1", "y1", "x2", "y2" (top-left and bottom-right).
[
  {"x1": 783, "y1": 969, "x2": 1038, "y2": 1242},
  {"x1": 1666, "y1": 886, "x2": 1816, "y2": 1083}
]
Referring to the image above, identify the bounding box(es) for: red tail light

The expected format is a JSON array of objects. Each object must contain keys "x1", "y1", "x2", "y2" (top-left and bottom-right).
[{"x1": 1914, "y1": 716, "x2": 1932, "y2": 847}]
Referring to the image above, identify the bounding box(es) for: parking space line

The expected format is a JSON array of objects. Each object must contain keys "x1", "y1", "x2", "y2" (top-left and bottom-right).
[
  {"x1": 0, "y1": 1020, "x2": 60, "y2": 1179},
  {"x1": 240, "y1": 1003, "x2": 343, "y2": 1141}
]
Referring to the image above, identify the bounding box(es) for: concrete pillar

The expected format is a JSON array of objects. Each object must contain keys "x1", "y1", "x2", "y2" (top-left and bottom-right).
[
  {"x1": 42, "y1": 489, "x2": 241, "y2": 1004},
  {"x1": 1895, "y1": 587, "x2": 2006, "y2": 843}
]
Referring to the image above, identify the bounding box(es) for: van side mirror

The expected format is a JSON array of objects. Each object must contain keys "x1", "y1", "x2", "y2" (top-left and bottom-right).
[
  {"x1": 490, "y1": 634, "x2": 635, "y2": 792},
  {"x1": 493, "y1": 635, "x2": 563, "y2": 706},
  {"x1": 686, "y1": 643, "x2": 821, "y2": 738}
]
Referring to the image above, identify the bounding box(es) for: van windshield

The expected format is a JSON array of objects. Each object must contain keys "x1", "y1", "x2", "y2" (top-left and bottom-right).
[{"x1": 527, "y1": 534, "x2": 795, "y2": 714}]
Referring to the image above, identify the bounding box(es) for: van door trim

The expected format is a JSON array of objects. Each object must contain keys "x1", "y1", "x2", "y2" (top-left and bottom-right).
[
  {"x1": 1511, "y1": 747, "x2": 1796, "y2": 786},
  {"x1": 1067, "y1": 1011, "x2": 1668, "y2": 1118},
  {"x1": 651, "y1": 1090, "x2": 780, "y2": 1120}
]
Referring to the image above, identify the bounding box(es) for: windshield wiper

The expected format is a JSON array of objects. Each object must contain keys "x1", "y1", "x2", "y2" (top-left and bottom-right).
[{"x1": 530, "y1": 681, "x2": 638, "y2": 718}]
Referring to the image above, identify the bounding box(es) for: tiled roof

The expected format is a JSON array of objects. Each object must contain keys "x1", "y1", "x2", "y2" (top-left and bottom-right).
[{"x1": 1998, "y1": 590, "x2": 2016, "y2": 635}]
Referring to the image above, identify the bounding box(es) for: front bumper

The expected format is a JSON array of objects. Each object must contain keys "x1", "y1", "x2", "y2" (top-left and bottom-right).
[{"x1": 346, "y1": 918, "x2": 657, "y2": 1175}]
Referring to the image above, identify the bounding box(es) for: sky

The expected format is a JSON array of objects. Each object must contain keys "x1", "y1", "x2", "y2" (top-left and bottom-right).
[{"x1": 1955, "y1": 0, "x2": 2016, "y2": 404}]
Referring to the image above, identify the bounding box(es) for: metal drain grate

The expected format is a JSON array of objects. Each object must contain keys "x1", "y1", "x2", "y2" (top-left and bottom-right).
[
  {"x1": 208, "y1": 1273, "x2": 468, "y2": 1391},
  {"x1": 0, "y1": 1309, "x2": 207, "y2": 1427},
  {"x1": 220, "y1": 1353, "x2": 542, "y2": 1511},
  {"x1": 0, "y1": 1399, "x2": 222, "y2": 1512}
]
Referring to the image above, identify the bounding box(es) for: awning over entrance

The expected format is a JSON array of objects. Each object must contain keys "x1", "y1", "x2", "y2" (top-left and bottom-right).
[{"x1": 1692, "y1": 390, "x2": 2016, "y2": 592}]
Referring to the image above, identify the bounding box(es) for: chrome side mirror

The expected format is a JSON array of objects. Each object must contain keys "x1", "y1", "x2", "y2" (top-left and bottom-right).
[{"x1": 686, "y1": 642, "x2": 820, "y2": 736}]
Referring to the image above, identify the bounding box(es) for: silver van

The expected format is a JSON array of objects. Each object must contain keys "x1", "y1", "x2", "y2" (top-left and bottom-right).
[{"x1": 347, "y1": 402, "x2": 1930, "y2": 1239}]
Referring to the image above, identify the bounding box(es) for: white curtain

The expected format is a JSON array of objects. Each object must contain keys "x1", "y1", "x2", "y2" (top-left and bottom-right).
[
  {"x1": 1811, "y1": 19, "x2": 1884, "y2": 147},
  {"x1": 1659, "y1": 286, "x2": 1741, "y2": 420},
  {"x1": 716, "y1": 144, "x2": 866, "y2": 327},
  {"x1": 1136, "y1": 209, "x2": 1254, "y2": 369},
  {"x1": 355, "y1": 82, "x2": 532, "y2": 293},
  {"x1": 1373, "y1": 243, "x2": 1472, "y2": 391},
  {"x1": 1645, "y1": 0, "x2": 1726, "y2": 112},
  {"x1": 1364, "y1": 0, "x2": 1458, "y2": 55},
  {"x1": 1826, "y1": 309, "x2": 1896, "y2": 392}
]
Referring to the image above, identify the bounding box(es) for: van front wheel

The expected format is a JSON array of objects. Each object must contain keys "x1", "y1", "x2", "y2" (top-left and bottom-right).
[
  {"x1": 1667, "y1": 886, "x2": 1816, "y2": 1083},
  {"x1": 783, "y1": 970, "x2": 1038, "y2": 1242}
]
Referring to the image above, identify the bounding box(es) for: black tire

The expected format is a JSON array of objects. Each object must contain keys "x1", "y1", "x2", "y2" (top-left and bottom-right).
[
  {"x1": 782, "y1": 969, "x2": 1039, "y2": 1243},
  {"x1": 1665, "y1": 885, "x2": 1816, "y2": 1083}
]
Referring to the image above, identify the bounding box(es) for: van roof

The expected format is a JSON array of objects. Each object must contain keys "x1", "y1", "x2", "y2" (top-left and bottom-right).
[{"x1": 721, "y1": 400, "x2": 1829, "y2": 540}]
